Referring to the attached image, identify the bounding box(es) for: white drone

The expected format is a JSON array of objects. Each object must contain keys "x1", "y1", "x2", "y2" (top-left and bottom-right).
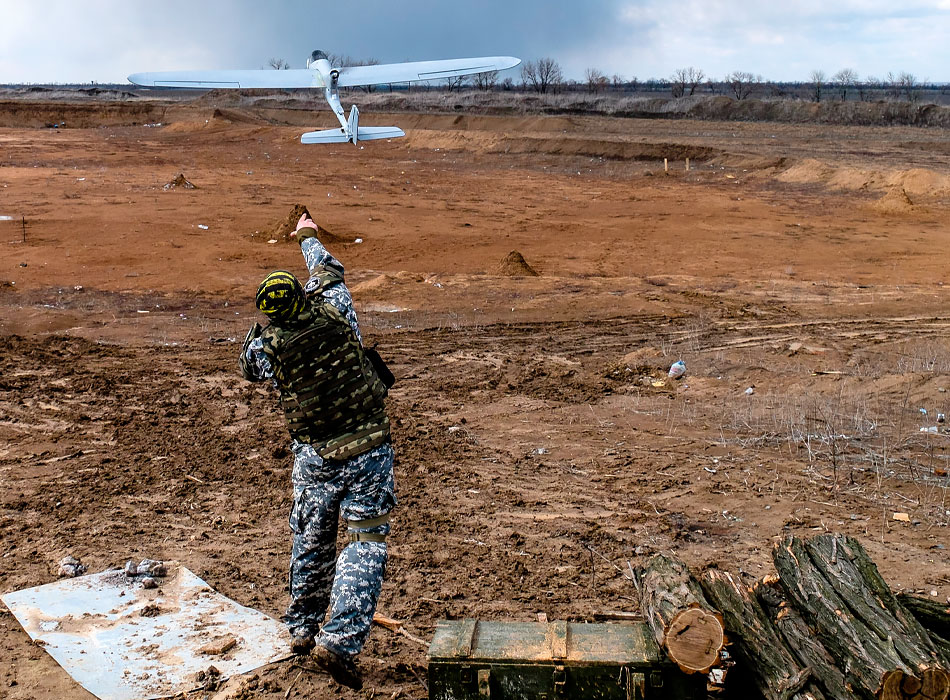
[{"x1": 128, "y1": 50, "x2": 520, "y2": 145}]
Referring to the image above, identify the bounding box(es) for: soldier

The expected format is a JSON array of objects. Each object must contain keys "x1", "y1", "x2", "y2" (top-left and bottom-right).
[{"x1": 240, "y1": 212, "x2": 395, "y2": 690}]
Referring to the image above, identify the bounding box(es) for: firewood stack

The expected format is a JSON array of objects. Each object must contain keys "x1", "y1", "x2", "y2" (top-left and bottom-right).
[{"x1": 632, "y1": 534, "x2": 950, "y2": 700}]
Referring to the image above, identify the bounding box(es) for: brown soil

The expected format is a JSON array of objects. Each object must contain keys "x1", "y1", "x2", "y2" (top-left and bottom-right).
[{"x1": 0, "y1": 100, "x2": 949, "y2": 700}]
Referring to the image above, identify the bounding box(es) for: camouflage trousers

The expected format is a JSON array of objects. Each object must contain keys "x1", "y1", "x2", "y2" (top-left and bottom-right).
[{"x1": 286, "y1": 440, "x2": 396, "y2": 658}]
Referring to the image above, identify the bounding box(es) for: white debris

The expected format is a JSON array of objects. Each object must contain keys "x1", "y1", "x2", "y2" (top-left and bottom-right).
[
  {"x1": 58, "y1": 556, "x2": 86, "y2": 578},
  {"x1": 197, "y1": 224, "x2": 209, "y2": 230},
  {"x1": 744, "y1": 387, "x2": 755, "y2": 395}
]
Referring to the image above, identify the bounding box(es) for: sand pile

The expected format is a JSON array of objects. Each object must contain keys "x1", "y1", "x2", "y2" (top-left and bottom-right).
[
  {"x1": 498, "y1": 250, "x2": 539, "y2": 277},
  {"x1": 163, "y1": 173, "x2": 196, "y2": 191},
  {"x1": 886, "y1": 168, "x2": 950, "y2": 198},
  {"x1": 266, "y1": 205, "x2": 349, "y2": 244},
  {"x1": 776, "y1": 158, "x2": 837, "y2": 185},
  {"x1": 871, "y1": 188, "x2": 916, "y2": 215}
]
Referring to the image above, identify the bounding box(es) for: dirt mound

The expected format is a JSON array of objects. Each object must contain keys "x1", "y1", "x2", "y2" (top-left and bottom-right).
[
  {"x1": 777, "y1": 159, "x2": 950, "y2": 200},
  {"x1": 495, "y1": 136, "x2": 717, "y2": 162},
  {"x1": 886, "y1": 168, "x2": 950, "y2": 197},
  {"x1": 776, "y1": 158, "x2": 837, "y2": 185},
  {"x1": 871, "y1": 188, "x2": 916, "y2": 215},
  {"x1": 262, "y1": 205, "x2": 351, "y2": 245},
  {"x1": 162, "y1": 173, "x2": 196, "y2": 191},
  {"x1": 210, "y1": 108, "x2": 271, "y2": 125},
  {"x1": 498, "y1": 250, "x2": 539, "y2": 277}
]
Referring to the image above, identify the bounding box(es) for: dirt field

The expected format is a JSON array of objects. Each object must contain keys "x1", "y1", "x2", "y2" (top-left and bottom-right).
[{"x1": 1, "y1": 98, "x2": 949, "y2": 699}]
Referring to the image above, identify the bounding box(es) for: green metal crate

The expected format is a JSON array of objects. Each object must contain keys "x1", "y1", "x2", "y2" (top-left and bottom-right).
[{"x1": 427, "y1": 620, "x2": 706, "y2": 700}]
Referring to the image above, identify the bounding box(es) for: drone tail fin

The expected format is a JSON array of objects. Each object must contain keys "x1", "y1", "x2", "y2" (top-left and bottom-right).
[{"x1": 300, "y1": 106, "x2": 405, "y2": 145}]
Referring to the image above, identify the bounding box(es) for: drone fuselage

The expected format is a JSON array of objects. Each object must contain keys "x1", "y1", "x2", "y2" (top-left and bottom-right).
[{"x1": 307, "y1": 55, "x2": 347, "y2": 132}]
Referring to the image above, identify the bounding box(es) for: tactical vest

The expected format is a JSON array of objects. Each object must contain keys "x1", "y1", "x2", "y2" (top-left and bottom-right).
[{"x1": 261, "y1": 301, "x2": 389, "y2": 461}]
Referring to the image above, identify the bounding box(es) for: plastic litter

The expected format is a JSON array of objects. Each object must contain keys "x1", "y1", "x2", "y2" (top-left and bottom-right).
[
  {"x1": 197, "y1": 224, "x2": 209, "y2": 230},
  {"x1": 744, "y1": 387, "x2": 755, "y2": 395},
  {"x1": 668, "y1": 360, "x2": 686, "y2": 380}
]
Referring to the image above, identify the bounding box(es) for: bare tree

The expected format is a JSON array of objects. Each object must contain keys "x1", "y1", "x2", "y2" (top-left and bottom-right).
[
  {"x1": 445, "y1": 75, "x2": 467, "y2": 92},
  {"x1": 584, "y1": 67, "x2": 608, "y2": 94},
  {"x1": 895, "y1": 71, "x2": 921, "y2": 103},
  {"x1": 268, "y1": 58, "x2": 290, "y2": 70},
  {"x1": 471, "y1": 70, "x2": 499, "y2": 91},
  {"x1": 725, "y1": 71, "x2": 757, "y2": 100},
  {"x1": 521, "y1": 58, "x2": 563, "y2": 94},
  {"x1": 810, "y1": 69, "x2": 826, "y2": 102},
  {"x1": 671, "y1": 67, "x2": 705, "y2": 97},
  {"x1": 832, "y1": 68, "x2": 858, "y2": 101},
  {"x1": 859, "y1": 76, "x2": 877, "y2": 101}
]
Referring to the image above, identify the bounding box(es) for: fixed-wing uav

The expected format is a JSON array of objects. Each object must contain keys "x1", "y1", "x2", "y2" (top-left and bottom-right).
[{"x1": 128, "y1": 50, "x2": 520, "y2": 145}]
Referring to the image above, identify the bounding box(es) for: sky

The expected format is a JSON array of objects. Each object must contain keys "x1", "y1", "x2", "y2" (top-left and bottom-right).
[{"x1": 1, "y1": 0, "x2": 949, "y2": 85}]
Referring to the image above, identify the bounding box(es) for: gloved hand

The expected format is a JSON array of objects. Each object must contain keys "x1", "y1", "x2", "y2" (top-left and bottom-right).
[
  {"x1": 290, "y1": 213, "x2": 319, "y2": 239},
  {"x1": 239, "y1": 322, "x2": 264, "y2": 381}
]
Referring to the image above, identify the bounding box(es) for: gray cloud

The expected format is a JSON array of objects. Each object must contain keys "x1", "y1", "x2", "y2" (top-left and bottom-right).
[{"x1": 1, "y1": 0, "x2": 948, "y2": 84}]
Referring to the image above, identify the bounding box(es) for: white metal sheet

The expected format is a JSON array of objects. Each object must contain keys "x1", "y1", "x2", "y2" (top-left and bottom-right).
[{"x1": 1, "y1": 563, "x2": 291, "y2": 700}]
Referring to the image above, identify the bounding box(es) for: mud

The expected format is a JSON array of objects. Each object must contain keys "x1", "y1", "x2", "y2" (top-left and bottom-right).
[{"x1": 0, "y1": 99, "x2": 948, "y2": 699}]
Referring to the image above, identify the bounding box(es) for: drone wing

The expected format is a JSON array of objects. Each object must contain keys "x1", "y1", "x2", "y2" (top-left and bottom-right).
[
  {"x1": 127, "y1": 69, "x2": 323, "y2": 89},
  {"x1": 337, "y1": 56, "x2": 520, "y2": 88}
]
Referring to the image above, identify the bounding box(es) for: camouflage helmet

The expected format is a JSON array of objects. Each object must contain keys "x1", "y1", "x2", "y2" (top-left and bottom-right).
[{"x1": 256, "y1": 270, "x2": 306, "y2": 323}]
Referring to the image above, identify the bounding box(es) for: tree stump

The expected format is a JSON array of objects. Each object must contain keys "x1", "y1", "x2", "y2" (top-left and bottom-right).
[
  {"x1": 631, "y1": 553, "x2": 725, "y2": 674},
  {"x1": 773, "y1": 534, "x2": 949, "y2": 700},
  {"x1": 700, "y1": 568, "x2": 826, "y2": 700}
]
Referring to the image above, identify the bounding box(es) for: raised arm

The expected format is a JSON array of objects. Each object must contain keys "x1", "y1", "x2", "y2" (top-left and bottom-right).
[
  {"x1": 291, "y1": 213, "x2": 363, "y2": 343},
  {"x1": 292, "y1": 213, "x2": 345, "y2": 278}
]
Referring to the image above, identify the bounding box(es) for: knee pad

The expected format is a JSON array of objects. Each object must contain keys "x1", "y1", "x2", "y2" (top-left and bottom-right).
[{"x1": 346, "y1": 512, "x2": 390, "y2": 543}]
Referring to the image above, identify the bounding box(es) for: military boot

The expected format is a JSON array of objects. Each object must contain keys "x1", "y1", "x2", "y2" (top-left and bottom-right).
[
  {"x1": 312, "y1": 644, "x2": 363, "y2": 690},
  {"x1": 289, "y1": 632, "x2": 315, "y2": 655}
]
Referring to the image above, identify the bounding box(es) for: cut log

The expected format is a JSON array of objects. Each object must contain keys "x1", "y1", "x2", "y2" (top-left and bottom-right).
[
  {"x1": 631, "y1": 553, "x2": 725, "y2": 674},
  {"x1": 773, "y1": 534, "x2": 949, "y2": 700},
  {"x1": 878, "y1": 668, "x2": 950, "y2": 700},
  {"x1": 700, "y1": 568, "x2": 826, "y2": 700},
  {"x1": 899, "y1": 595, "x2": 950, "y2": 638},
  {"x1": 896, "y1": 593, "x2": 950, "y2": 661},
  {"x1": 756, "y1": 579, "x2": 857, "y2": 699}
]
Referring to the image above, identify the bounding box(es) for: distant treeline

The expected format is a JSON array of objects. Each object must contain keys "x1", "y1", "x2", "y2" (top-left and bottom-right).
[{"x1": 5, "y1": 64, "x2": 950, "y2": 107}]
